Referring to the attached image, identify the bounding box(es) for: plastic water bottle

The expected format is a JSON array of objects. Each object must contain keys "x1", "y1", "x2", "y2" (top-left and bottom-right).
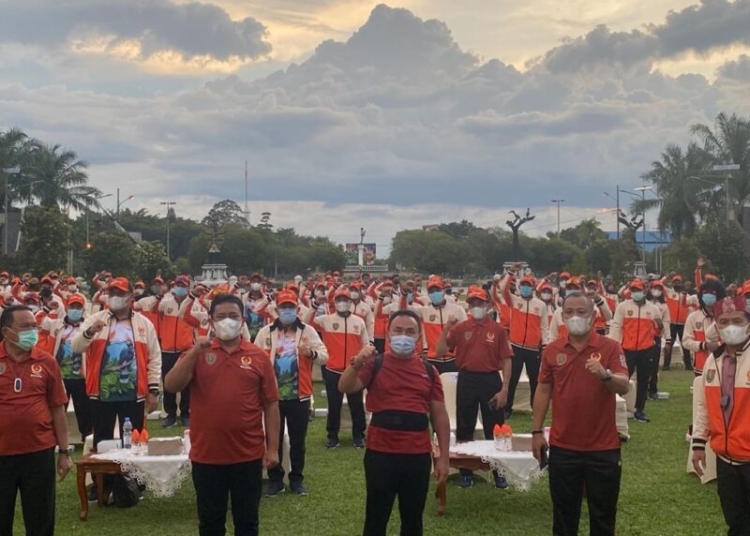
[{"x1": 123, "y1": 418, "x2": 133, "y2": 449}]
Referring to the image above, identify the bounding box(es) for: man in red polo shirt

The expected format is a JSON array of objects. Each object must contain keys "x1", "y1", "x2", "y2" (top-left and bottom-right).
[
  {"x1": 339, "y1": 309, "x2": 450, "y2": 536},
  {"x1": 0, "y1": 305, "x2": 72, "y2": 536},
  {"x1": 165, "y1": 294, "x2": 280, "y2": 536},
  {"x1": 532, "y1": 291, "x2": 629, "y2": 536},
  {"x1": 436, "y1": 285, "x2": 513, "y2": 489}
]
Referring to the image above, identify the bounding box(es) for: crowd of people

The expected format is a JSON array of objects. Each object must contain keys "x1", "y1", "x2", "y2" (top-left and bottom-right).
[{"x1": 1, "y1": 258, "x2": 749, "y2": 535}]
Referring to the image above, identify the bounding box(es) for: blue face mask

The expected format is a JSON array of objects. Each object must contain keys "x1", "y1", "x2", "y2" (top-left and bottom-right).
[
  {"x1": 14, "y1": 329, "x2": 38, "y2": 351},
  {"x1": 67, "y1": 309, "x2": 84, "y2": 322},
  {"x1": 173, "y1": 287, "x2": 188, "y2": 298},
  {"x1": 279, "y1": 309, "x2": 297, "y2": 325},
  {"x1": 631, "y1": 291, "x2": 644, "y2": 302},
  {"x1": 702, "y1": 293, "x2": 716, "y2": 306},
  {"x1": 520, "y1": 286, "x2": 533, "y2": 298},
  {"x1": 406, "y1": 292, "x2": 414, "y2": 305},
  {"x1": 429, "y1": 291, "x2": 444, "y2": 304},
  {"x1": 390, "y1": 335, "x2": 417, "y2": 357}
]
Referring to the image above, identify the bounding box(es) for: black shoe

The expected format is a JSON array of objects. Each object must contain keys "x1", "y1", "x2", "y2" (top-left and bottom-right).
[
  {"x1": 162, "y1": 416, "x2": 177, "y2": 428},
  {"x1": 504, "y1": 409, "x2": 513, "y2": 420},
  {"x1": 87, "y1": 484, "x2": 97, "y2": 502},
  {"x1": 290, "y1": 481, "x2": 309, "y2": 496},
  {"x1": 634, "y1": 411, "x2": 650, "y2": 423},
  {"x1": 353, "y1": 437, "x2": 365, "y2": 449},
  {"x1": 264, "y1": 481, "x2": 285, "y2": 497},
  {"x1": 494, "y1": 474, "x2": 509, "y2": 490},
  {"x1": 325, "y1": 438, "x2": 339, "y2": 449},
  {"x1": 180, "y1": 416, "x2": 190, "y2": 427},
  {"x1": 647, "y1": 392, "x2": 658, "y2": 401},
  {"x1": 457, "y1": 475, "x2": 474, "y2": 488}
]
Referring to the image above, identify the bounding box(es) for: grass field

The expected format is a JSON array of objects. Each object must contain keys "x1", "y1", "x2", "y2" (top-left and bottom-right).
[{"x1": 14, "y1": 369, "x2": 730, "y2": 535}]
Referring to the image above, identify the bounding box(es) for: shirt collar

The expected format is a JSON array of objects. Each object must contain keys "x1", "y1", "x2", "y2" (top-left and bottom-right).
[
  {"x1": 210, "y1": 337, "x2": 254, "y2": 355},
  {"x1": 0, "y1": 342, "x2": 44, "y2": 360},
  {"x1": 565, "y1": 331, "x2": 601, "y2": 352}
]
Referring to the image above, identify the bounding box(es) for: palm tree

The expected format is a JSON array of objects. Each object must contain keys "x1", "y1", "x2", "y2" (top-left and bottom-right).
[
  {"x1": 639, "y1": 142, "x2": 713, "y2": 238},
  {"x1": 0, "y1": 128, "x2": 30, "y2": 207},
  {"x1": 20, "y1": 142, "x2": 102, "y2": 211}
]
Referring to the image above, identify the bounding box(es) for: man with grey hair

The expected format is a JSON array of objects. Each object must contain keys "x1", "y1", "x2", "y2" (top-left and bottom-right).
[{"x1": 532, "y1": 291, "x2": 630, "y2": 536}]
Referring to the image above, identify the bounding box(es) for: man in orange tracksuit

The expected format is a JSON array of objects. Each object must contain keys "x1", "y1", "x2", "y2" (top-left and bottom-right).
[
  {"x1": 608, "y1": 280, "x2": 663, "y2": 423},
  {"x1": 418, "y1": 276, "x2": 467, "y2": 374},
  {"x1": 663, "y1": 275, "x2": 691, "y2": 371},
  {"x1": 692, "y1": 296, "x2": 750, "y2": 534},
  {"x1": 683, "y1": 279, "x2": 725, "y2": 376}
]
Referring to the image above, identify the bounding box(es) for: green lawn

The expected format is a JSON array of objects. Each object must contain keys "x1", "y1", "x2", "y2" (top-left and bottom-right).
[{"x1": 15, "y1": 370, "x2": 729, "y2": 535}]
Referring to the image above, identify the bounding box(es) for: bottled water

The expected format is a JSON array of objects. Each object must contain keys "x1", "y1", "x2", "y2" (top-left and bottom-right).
[{"x1": 123, "y1": 418, "x2": 133, "y2": 449}]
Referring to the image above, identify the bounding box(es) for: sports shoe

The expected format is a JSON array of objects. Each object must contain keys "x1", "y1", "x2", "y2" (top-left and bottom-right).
[
  {"x1": 634, "y1": 411, "x2": 650, "y2": 423},
  {"x1": 457, "y1": 475, "x2": 474, "y2": 488},
  {"x1": 264, "y1": 481, "x2": 285, "y2": 497},
  {"x1": 494, "y1": 474, "x2": 509, "y2": 490},
  {"x1": 162, "y1": 416, "x2": 177, "y2": 428},
  {"x1": 353, "y1": 437, "x2": 365, "y2": 449},
  {"x1": 180, "y1": 416, "x2": 190, "y2": 427},
  {"x1": 504, "y1": 409, "x2": 514, "y2": 420},
  {"x1": 647, "y1": 392, "x2": 658, "y2": 401},
  {"x1": 290, "y1": 481, "x2": 309, "y2": 496},
  {"x1": 325, "y1": 438, "x2": 339, "y2": 449}
]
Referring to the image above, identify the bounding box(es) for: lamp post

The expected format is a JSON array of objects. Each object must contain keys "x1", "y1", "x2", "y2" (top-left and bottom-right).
[
  {"x1": 116, "y1": 188, "x2": 135, "y2": 221},
  {"x1": 603, "y1": 185, "x2": 621, "y2": 240},
  {"x1": 86, "y1": 193, "x2": 113, "y2": 248},
  {"x1": 632, "y1": 186, "x2": 653, "y2": 264},
  {"x1": 2, "y1": 166, "x2": 20, "y2": 255},
  {"x1": 160, "y1": 201, "x2": 177, "y2": 259},
  {"x1": 551, "y1": 199, "x2": 565, "y2": 238}
]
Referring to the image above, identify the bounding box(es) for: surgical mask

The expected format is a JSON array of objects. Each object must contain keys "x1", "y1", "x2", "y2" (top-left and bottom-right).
[
  {"x1": 173, "y1": 287, "x2": 188, "y2": 298},
  {"x1": 68, "y1": 284, "x2": 77, "y2": 292},
  {"x1": 134, "y1": 288, "x2": 144, "y2": 296},
  {"x1": 108, "y1": 296, "x2": 130, "y2": 311},
  {"x1": 67, "y1": 309, "x2": 84, "y2": 322},
  {"x1": 702, "y1": 294, "x2": 717, "y2": 307},
  {"x1": 390, "y1": 335, "x2": 417, "y2": 357},
  {"x1": 151, "y1": 285, "x2": 161, "y2": 294},
  {"x1": 471, "y1": 307, "x2": 486, "y2": 320},
  {"x1": 315, "y1": 289, "x2": 325, "y2": 297},
  {"x1": 559, "y1": 280, "x2": 568, "y2": 289},
  {"x1": 520, "y1": 286, "x2": 533, "y2": 298},
  {"x1": 350, "y1": 292, "x2": 360, "y2": 301},
  {"x1": 279, "y1": 309, "x2": 297, "y2": 325},
  {"x1": 335, "y1": 301, "x2": 351, "y2": 314},
  {"x1": 631, "y1": 291, "x2": 644, "y2": 302},
  {"x1": 382, "y1": 296, "x2": 392, "y2": 305},
  {"x1": 250, "y1": 282, "x2": 261, "y2": 291},
  {"x1": 650, "y1": 289, "x2": 662, "y2": 298},
  {"x1": 564, "y1": 316, "x2": 592, "y2": 337},
  {"x1": 429, "y1": 291, "x2": 444, "y2": 304},
  {"x1": 14, "y1": 329, "x2": 38, "y2": 351},
  {"x1": 214, "y1": 318, "x2": 242, "y2": 341},
  {"x1": 406, "y1": 292, "x2": 414, "y2": 305},
  {"x1": 540, "y1": 292, "x2": 552, "y2": 301},
  {"x1": 719, "y1": 325, "x2": 749, "y2": 346}
]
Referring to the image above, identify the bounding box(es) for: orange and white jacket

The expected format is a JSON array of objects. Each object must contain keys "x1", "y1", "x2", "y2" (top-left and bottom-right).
[
  {"x1": 133, "y1": 295, "x2": 162, "y2": 335},
  {"x1": 255, "y1": 320, "x2": 328, "y2": 400},
  {"x1": 350, "y1": 300, "x2": 375, "y2": 342},
  {"x1": 416, "y1": 302, "x2": 467, "y2": 360},
  {"x1": 158, "y1": 294, "x2": 195, "y2": 353},
  {"x1": 308, "y1": 313, "x2": 369, "y2": 373},
  {"x1": 40, "y1": 316, "x2": 86, "y2": 365},
  {"x1": 490, "y1": 285, "x2": 512, "y2": 330},
  {"x1": 500, "y1": 276, "x2": 549, "y2": 349},
  {"x1": 693, "y1": 343, "x2": 750, "y2": 463},
  {"x1": 663, "y1": 286, "x2": 690, "y2": 325},
  {"x1": 178, "y1": 295, "x2": 211, "y2": 336},
  {"x1": 650, "y1": 300, "x2": 672, "y2": 343},
  {"x1": 608, "y1": 300, "x2": 662, "y2": 352},
  {"x1": 71, "y1": 309, "x2": 161, "y2": 401},
  {"x1": 683, "y1": 309, "x2": 719, "y2": 374},
  {"x1": 547, "y1": 300, "x2": 612, "y2": 342}
]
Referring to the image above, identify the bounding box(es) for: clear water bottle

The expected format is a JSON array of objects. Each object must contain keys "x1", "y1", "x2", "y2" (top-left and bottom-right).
[{"x1": 123, "y1": 418, "x2": 133, "y2": 449}]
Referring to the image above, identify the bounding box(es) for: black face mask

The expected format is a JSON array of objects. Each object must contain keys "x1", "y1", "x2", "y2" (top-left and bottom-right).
[
  {"x1": 606, "y1": 287, "x2": 615, "y2": 294},
  {"x1": 674, "y1": 285, "x2": 683, "y2": 292},
  {"x1": 445, "y1": 288, "x2": 453, "y2": 295}
]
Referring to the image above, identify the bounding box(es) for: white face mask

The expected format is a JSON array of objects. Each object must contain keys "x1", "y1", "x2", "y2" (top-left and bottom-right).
[
  {"x1": 382, "y1": 296, "x2": 392, "y2": 305},
  {"x1": 214, "y1": 318, "x2": 242, "y2": 341},
  {"x1": 335, "y1": 301, "x2": 351, "y2": 314},
  {"x1": 250, "y1": 282, "x2": 261, "y2": 291},
  {"x1": 470, "y1": 307, "x2": 486, "y2": 320},
  {"x1": 719, "y1": 324, "x2": 749, "y2": 346},
  {"x1": 134, "y1": 288, "x2": 145, "y2": 296},
  {"x1": 559, "y1": 280, "x2": 568, "y2": 289},
  {"x1": 350, "y1": 292, "x2": 360, "y2": 301},
  {"x1": 541, "y1": 292, "x2": 552, "y2": 301},
  {"x1": 564, "y1": 315, "x2": 592, "y2": 337},
  {"x1": 315, "y1": 289, "x2": 325, "y2": 297},
  {"x1": 68, "y1": 284, "x2": 77, "y2": 292},
  {"x1": 108, "y1": 295, "x2": 130, "y2": 311},
  {"x1": 651, "y1": 289, "x2": 663, "y2": 298}
]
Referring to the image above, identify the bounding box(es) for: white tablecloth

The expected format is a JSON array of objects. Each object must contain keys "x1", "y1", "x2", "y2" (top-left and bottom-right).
[
  {"x1": 450, "y1": 436, "x2": 544, "y2": 491},
  {"x1": 93, "y1": 449, "x2": 191, "y2": 498}
]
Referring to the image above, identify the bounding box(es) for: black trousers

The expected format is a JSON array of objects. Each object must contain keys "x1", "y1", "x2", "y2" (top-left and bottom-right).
[
  {"x1": 162, "y1": 351, "x2": 190, "y2": 418},
  {"x1": 192, "y1": 459, "x2": 263, "y2": 536},
  {"x1": 666, "y1": 323, "x2": 692, "y2": 369},
  {"x1": 268, "y1": 399, "x2": 310, "y2": 484},
  {"x1": 323, "y1": 368, "x2": 366, "y2": 441},
  {"x1": 363, "y1": 450, "x2": 431, "y2": 536},
  {"x1": 91, "y1": 399, "x2": 145, "y2": 448},
  {"x1": 625, "y1": 348, "x2": 653, "y2": 413},
  {"x1": 0, "y1": 447, "x2": 56, "y2": 536},
  {"x1": 507, "y1": 345, "x2": 540, "y2": 412},
  {"x1": 426, "y1": 358, "x2": 457, "y2": 375},
  {"x1": 548, "y1": 447, "x2": 621, "y2": 536},
  {"x1": 716, "y1": 459, "x2": 750, "y2": 536},
  {"x1": 64, "y1": 378, "x2": 93, "y2": 442},
  {"x1": 647, "y1": 339, "x2": 661, "y2": 396}
]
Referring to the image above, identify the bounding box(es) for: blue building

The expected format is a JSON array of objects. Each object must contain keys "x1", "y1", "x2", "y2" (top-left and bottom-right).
[{"x1": 604, "y1": 231, "x2": 673, "y2": 252}]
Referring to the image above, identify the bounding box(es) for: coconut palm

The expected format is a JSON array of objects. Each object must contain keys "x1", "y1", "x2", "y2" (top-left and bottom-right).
[{"x1": 0, "y1": 128, "x2": 30, "y2": 207}]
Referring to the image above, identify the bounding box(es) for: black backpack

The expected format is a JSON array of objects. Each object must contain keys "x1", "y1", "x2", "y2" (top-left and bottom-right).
[
  {"x1": 111, "y1": 475, "x2": 141, "y2": 508},
  {"x1": 366, "y1": 354, "x2": 435, "y2": 388}
]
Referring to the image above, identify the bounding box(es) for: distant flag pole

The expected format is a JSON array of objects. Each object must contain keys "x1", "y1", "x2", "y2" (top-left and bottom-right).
[{"x1": 245, "y1": 160, "x2": 250, "y2": 227}]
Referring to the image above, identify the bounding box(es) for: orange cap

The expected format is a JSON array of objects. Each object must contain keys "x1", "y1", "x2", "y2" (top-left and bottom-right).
[
  {"x1": 427, "y1": 276, "x2": 444, "y2": 290},
  {"x1": 107, "y1": 277, "x2": 130, "y2": 293},
  {"x1": 630, "y1": 279, "x2": 645, "y2": 291},
  {"x1": 334, "y1": 288, "x2": 351, "y2": 300},
  {"x1": 66, "y1": 293, "x2": 86, "y2": 307},
  {"x1": 520, "y1": 275, "x2": 536, "y2": 286},
  {"x1": 559, "y1": 272, "x2": 571, "y2": 279},
  {"x1": 276, "y1": 290, "x2": 298, "y2": 307},
  {"x1": 466, "y1": 285, "x2": 488, "y2": 302}
]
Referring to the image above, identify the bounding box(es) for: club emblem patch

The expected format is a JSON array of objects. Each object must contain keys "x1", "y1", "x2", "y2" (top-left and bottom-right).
[
  {"x1": 31, "y1": 364, "x2": 43, "y2": 377},
  {"x1": 333, "y1": 323, "x2": 340, "y2": 330},
  {"x1": 241, "y1": 356, "x2": 253, "y2": 367},
  {"x1": 464, "y1": 332, "x2": 472, "y2": 340},
  {"x1": 486, "y1": 332, "x2": 496, "y2": 343},
  {"x1": 696, "y1": 322, "x2": 703, "y2": 329},
  {"x1": 706, "y1": 369, "x2": 716, "y2": 382},
  {"x1": 590, "y1": 352, "x2": 602, "y2": 362},
  {"x1": 627, "y1": 311, "x2": 633, "y2": 317},
  {"x1": 556, "y1": 353, "x2": 567, "y2": 365},
  {"x1": 205, "y1": 353, "x2": 217, "y2": 365},
  {"x1": 430, "y1": 315, "x2": 436, "y2": 322}
]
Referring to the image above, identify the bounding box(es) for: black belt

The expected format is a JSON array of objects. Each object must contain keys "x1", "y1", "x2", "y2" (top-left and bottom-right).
[{"x1": 370, "y1": 410, "x2": 428, "y2": 431}]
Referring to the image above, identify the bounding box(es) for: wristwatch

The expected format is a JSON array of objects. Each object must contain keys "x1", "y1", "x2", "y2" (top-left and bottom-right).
[
  {"x1": 601, "y1": 369, "x2": 613, "y2": 382},
  {"x1": 58, "y1": 448, "x2": 70, "y2": 455},
  {"x1": 149, "y1": 389, "x2": 160, "y2": 397}
]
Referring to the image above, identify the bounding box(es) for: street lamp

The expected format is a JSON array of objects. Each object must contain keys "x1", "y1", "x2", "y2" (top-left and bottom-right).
[
  {"x1": 160, "y1": 201, "x2": 177, "y2": 259},
  {"x1": 712, "y1": 163, "x2": 740, "y2": 223},
  {"x1": 2, "y1": 166, "x2": 21, "y2": 256},
  {"x1": 603, "y1": 186, "x2": 621, "y2": 240},
  {"x1": 116, "y1": 188, "x2": 135, "y2": 221},
  {"x1": 551, "y1": 199, "x2": 565, "y2": 238},
  {"x1": 632, "y1": 186, "x2": 653, "y2": 264},
  {"x1": 86, "y1": 193, "x2": 113, "y2": 247}
]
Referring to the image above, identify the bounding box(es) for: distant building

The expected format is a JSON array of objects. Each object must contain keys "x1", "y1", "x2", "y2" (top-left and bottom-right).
[
  {"x1": 422, "y1": 224, "x2": 440, "y2": 232},
  {"x1": 604, "y1": 230, "x2": 673, "y2": 252}
]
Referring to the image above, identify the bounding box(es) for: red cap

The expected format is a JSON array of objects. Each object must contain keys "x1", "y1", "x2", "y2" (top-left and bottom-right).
[
  {"x1": 152, "y1": 276, "x2": 164, "y2": 285},
  {"x1": 66, "y1": 277, "x2": 77, "y2": 284},
  {"x1": 466, "y1": 285, "x2": 488, "y2": 302},
  {"x1": 135, "y1": 281, "x2": 146, "y2": 289},
  {"x1": 349, "y1": 281, "x2": 363, "y2": 290},
  {"x1": 334, "y1": 288, "x2": 351, "y2": 300},
  {"x1": 24, "y1": 292, "x2": 40, "y2": 303},
  {"x1": 650, "y1": 281, "x2": 664, "y2": 289},
  {"x1": 67, "y1": 293, "x2": 86, "y2": 307},
  {"x1": 520, "y1": 275, "x2": 536, "y2": 286},
  {"x1": 427, "y1": 276, "x2": 444, "y2": 290},
  {"x1": 629, "y1": 279, "x2": 645, "y2": 291},
  {"x1": 539, "y1": 282, "x2": 553, "y2": 292},
  {"x1": 40, "y1": 276, "x2": 53, "y2": 285},
  {"x1": 276, "y1": 290, "x2": 298, "y2": 307},
  {"x1": 107, "y1": 277, "x2": 130, "y2": 293},
  {"x1": 559, "y1": 272, "x2": 571, "y2": 280},
  {"x1": 567, "y1": 276, "x2": 583, "y2": 288},
  {"x1": 672, "y1": 275, "x2": 683, "y2": 283},
  {"x1": 174, "y1": 275, "x2": 190, "y2": 286}
]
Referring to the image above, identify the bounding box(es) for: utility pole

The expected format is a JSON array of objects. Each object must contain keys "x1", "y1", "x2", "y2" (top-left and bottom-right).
[
  {"x1": 245, "y1": 161, "x2": 249, "y2": 227},
  {"x1": 2, "y1": 166, "x2": 20, "y2": 256},
  {"x1": 712, "y1": 164, "x2": 740, "y2": 223},
  {"x1": 616, "y1": 185, "x2": 620, "y2": 241},
  {"x1": 160, "y1": 201, "x2": 177, "y2": 259},
  {"x1": 551, "y1": 199, "x2": 565, "y2": 238}
]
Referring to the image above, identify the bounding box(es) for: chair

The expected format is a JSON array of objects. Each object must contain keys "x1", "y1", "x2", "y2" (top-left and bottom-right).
[
  {"x1": 439, "y1": 372, "x2": 485, "y2": 439},
  {"x1": 513, "y1": 367, "x2": 532, "y2": 413},
  {"x1": 615, "y1": 395, "x2": 629, "y2": 440},
  {"x1": 686, "y1": 376, "x2": 717, "y2": 483}
]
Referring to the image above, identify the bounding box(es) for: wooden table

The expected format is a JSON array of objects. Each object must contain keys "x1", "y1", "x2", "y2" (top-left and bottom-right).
[{"x1": 74, "y1": 454, "x2": 124, "y2": 521}]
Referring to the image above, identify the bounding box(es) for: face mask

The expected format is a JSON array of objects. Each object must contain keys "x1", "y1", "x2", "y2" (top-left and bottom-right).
[
  {"x1": 250, "y1": 282, "x2": 261, "y2": 291},
  {"x1": 674, "y1": 286, "x2": 683, "y2": 292},
  {"x1": 214, "y1": 318, "x2": 242, "y2": 341},
  {"x1": 279, "y1": 309, "x2": 297, "y2": 325},
  {"x1": 173, "y1": 287, "x2": 188, "y2": 298},
  {"x1": 631, "y1": 292, "x2": 644, "y2": 302},
  {"x1": 471, "y1": 307, "x2": 486, "y2": 320},
  {"x1": 564, "y1": 316, "x2": 592, "y2": 337},
  {"x1": 406, "y1": 292, "x2": 414, "y2": 305},
  {"x1": 109, "y1": 296, "x2": 130, "y2": 311},
  {"x1": 67, "y1": 309, "x2": 84, "y2": 322},
  {"x1": 520, "y1": 286, "x2": 533, "y2": 298},
  {"x1": 390, "y1": 335, "x2": 417, "y2": 357},
  {"x1": 719, "y1": 324, "x2": 749, "y2": 346},
  {"x1": 134, "y1": 288, "x2": 144, "y2": 296},
  {"x1": 429, "y1": 291, "x2": 444, "y2": 304},
  {"x1": 382, "y1": 296, "x2": 392, "y2": 305},
  {"x1": 350, "y1": 292, "x2": 360, "y2": 301},
  {"x1": 68, "y1": 284, "x2": 77, "y2": 292},
  {"x1": 650, "y1": 290, "x2": 662, "y2": 298},
  {"x1": 13, "y1": 329, "x2": 38, "y2": 351},
  {"x1": 151, "y1": 285, "x2": 161, "y2": 294},
  {"x1": 702, "y1": 294, "x2": 717, "y2": 307},
  {"x1": 559, "y1": 280, "x2": 568, "y2": 289},
  {"x1": 540, "y1": 292, "x2": 552, "y2": 301},
  {"x1": 315, "y1": 289, "x2": 325, "y2": 297},
  {"x1": 229, "y1": 277, "x2": 238, "y2": 286},
  {"x1": 335, "y1": 301, "x2": 351, "y2": 314}
]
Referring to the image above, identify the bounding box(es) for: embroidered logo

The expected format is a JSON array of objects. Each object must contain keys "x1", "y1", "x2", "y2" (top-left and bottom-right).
[
  {"x1": 706, "y1": 369, "x2": 716, "y2": 382},
  {"x1": 627, "y1": 310, "x2": 633, "y2": 317},
  {"x1": 332, "y1": 323, "x2": 340, "y2": 330},
  {"x1": 240, "y1": 355, "x2": 253, "y2": 369},
  {"x1": 205, "y1": 353, "x2": 217, "y2": 365},
  {"x1": 429, "y1": 315, "x2": 437, "y2": 322},
  {"x1": 590, "y1": 352, "x2": 602, "y2": 362},
  {"x1": 31, "y1": 364, "x2": 43, "y2": 377},
  {"x1": 464, "y1": 332, "x2": 472, "y2": 340},
  {"x1": 167, "y1": 308, "x2": 173, "y2": 314},
  {"x1": 696, "y1": 322, "x2": 703, "y2": 329},
  {"x1": 556, "y1": 353, "x2": 567, "y2": 365},
  {"x1": 486, "y1": 331, "x2": 496, "y2": 343},
  {"x1": 353, "y1": 325, "x2": 360, "y2": 334}
]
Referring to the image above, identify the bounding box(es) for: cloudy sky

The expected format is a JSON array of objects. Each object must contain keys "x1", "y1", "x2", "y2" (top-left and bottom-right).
[{"x1": 2, "y1": 0, "x2": 750, "y2": 255}]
